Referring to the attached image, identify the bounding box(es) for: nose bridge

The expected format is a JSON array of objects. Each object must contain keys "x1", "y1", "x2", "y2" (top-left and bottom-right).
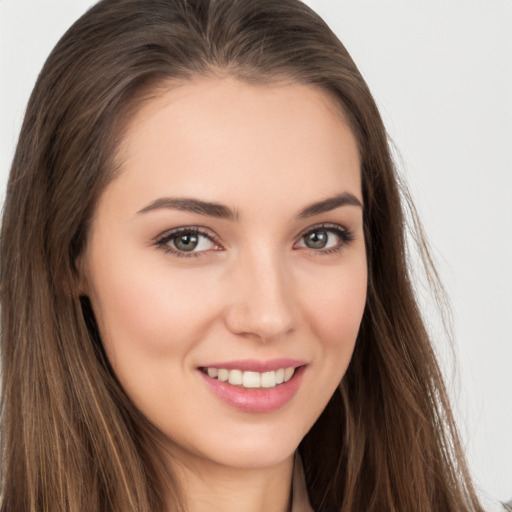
[{"x1": 225, "y1": 244, "x2": 295, "y2": 341}]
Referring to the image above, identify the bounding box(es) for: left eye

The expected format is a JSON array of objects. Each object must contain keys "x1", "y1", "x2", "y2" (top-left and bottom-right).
[{"x1": 296, "y1": 227, "x2": 348, "y2": 251}]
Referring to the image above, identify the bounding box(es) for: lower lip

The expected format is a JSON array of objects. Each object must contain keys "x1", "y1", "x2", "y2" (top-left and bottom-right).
[{"x1": 199, "y1": 366, "x2": 306, "y2": 413}]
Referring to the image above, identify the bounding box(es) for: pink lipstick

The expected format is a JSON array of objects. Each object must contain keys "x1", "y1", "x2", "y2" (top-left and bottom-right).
[{"x1": 198, "y1": 359, "x2": 307, "y2": 413}]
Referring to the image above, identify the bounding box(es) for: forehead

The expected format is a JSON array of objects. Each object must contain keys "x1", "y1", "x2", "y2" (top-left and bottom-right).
[{"x1": 109, "y1": 76, "x2": 361, "y2": 214}]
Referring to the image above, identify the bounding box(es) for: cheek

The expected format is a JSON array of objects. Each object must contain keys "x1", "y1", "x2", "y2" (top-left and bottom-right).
[
  {"x1": 299, "y1": 257, "x2": 367, "y2": 359},
  {"x1": 289, "y1": 258, "x2": 367, "y2": 434},
  {"x1": 86, "y1": 258, "x2": 228, "y2": 421},
  {"x1": 86, "y1": 249, "x2": 221, "y2": 370}
]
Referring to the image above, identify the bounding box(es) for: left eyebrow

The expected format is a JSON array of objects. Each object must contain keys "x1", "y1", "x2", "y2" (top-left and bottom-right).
[{"x1": 298, "y1": 192, "x2": 363, "y2": 218}]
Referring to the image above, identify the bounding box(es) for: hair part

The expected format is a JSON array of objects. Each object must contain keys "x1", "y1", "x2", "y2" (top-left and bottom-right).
[{"x1": 1, "y1": 1, "x2": 483, "y2": 511}]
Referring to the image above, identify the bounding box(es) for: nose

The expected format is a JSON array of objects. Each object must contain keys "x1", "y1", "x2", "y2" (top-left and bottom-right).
[{"x1": 224, "y1": 249, "x2": 296, "y2": 342}]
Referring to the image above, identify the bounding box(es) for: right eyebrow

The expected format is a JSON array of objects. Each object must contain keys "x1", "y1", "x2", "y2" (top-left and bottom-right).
[{"x1": 137, "y1": 197, "x2": 240, "y2": 221}]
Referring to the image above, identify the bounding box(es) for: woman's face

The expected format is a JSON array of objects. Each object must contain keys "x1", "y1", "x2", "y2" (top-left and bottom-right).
[{"x1": 82, "y1": 77, "x2": 367, "y2": 471}]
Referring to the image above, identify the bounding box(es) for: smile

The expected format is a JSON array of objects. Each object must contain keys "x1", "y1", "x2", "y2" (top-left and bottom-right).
[
  {"x1": 201, "y1": 367, "x2": 296, "y2": 389},
  {"x1": 198, "y1": 360, "x2": 307, "y2": 413}
]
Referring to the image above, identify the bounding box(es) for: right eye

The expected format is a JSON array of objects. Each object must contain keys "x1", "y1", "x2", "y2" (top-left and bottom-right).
[{"x1": 155, "y1": 227, "x2": 221, "y2": 257}]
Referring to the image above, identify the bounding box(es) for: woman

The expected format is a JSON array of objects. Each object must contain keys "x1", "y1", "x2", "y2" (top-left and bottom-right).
[{"x1": 0, "y1": 0, "x2": 487, "y2": 511}]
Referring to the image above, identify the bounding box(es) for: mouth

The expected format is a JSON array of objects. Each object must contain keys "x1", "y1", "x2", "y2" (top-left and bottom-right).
[
  {"x1": 197, "y1": 360, "x2": 307, "y2": 413},
  {"x1": 199, "y1": 366, "x2": 297, "y2": 389}
]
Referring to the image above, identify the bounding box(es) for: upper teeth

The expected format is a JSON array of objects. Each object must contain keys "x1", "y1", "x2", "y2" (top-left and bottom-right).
[{"x1": 206, "y1": 367, "x2": 296, "y2": 388}]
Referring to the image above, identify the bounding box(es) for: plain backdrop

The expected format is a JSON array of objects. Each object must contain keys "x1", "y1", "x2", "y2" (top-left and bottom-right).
[{"x1": 1, "y1": 0, "x2": 511, "y2": 507}]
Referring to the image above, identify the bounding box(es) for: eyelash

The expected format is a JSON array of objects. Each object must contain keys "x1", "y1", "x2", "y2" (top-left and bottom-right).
[
  {"x1": 155, "y1": 227, "x2": 220, "y2": 258},
  {"x1": 154, "y1": 223, "x2": 354, "y2": 259},
  {"x1": 295, "y1": 223, "x2": 355, "y2": 255}
]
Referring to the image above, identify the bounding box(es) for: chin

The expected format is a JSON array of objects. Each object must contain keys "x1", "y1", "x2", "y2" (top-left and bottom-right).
[{"x1": 165, "y1": 419, "x2": 309, "y2": 471}]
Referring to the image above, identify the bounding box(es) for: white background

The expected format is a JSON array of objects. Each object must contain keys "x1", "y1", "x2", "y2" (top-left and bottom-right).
[{"x1": 1, "y1": 0, "x2": 511, "y2": 507}]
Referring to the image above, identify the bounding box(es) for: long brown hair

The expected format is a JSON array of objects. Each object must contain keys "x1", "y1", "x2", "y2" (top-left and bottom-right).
[{"x1": 0, "y1": 1, "x2": 484, "y2": 511}]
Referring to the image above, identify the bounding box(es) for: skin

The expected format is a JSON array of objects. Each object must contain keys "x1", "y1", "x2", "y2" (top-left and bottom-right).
[{"x1": 81, "y1": 76, "x2": 367, "y2": 512}]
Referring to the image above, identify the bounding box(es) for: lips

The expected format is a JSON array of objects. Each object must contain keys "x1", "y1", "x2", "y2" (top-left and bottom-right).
[
  {"x1": 200, "y1": 366, "x2": 296, "y2": 389},
  {"x1": 198, "y1": 359, "x2": 307, "y2": 413},
  {"x1": 200, "y1": 358, "x2": 307, "y2": 372}
]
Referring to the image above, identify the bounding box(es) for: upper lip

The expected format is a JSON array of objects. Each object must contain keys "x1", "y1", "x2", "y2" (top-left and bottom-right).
[{"x1": 198, "y1": 358, "x2": 307, "y2": 372}]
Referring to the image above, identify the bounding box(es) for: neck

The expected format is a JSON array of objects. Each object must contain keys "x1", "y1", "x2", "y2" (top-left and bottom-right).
[{"x1": 168, "y1": 452, "x2": 294, "y2": 512}]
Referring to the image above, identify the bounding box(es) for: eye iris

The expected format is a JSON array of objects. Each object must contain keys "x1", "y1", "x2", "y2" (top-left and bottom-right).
[
  {"x1": 304, "y1": 230, "x2": 328, "y2": 249},
  {"x1": 174, "y1": 233, "x2": 199, "y2": 251}
]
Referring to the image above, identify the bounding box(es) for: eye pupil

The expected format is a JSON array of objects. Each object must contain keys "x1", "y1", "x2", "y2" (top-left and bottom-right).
[
  {"x1": 174, "y1": 233, "x2": 199, "y2": 251},
  {"x1": 304, "y1": 230, "x2": 328, "y2": 249}
]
